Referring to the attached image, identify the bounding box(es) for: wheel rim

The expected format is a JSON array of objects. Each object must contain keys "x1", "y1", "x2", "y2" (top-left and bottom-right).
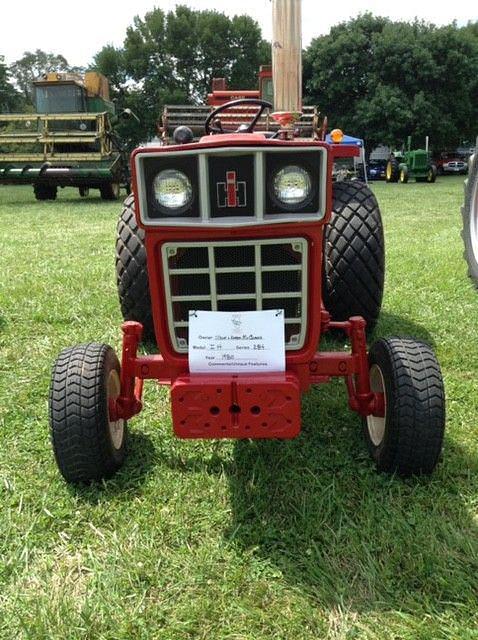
[
  {"x1": 400, "y1": 170, "x2": 405, "y2": 182},
  {"x1": 470, "y1": 167, "x2": 478, "y2": 265},
  {"x1": 367, "y1": 364, "x2": 387, "y2": 446},
  {"x1": 107, "y1": 369, "x2": 124, "y2": 450},
  {"x1": 386, "y1": 163, "x2": 392, "y2": 180},
  {"x1": 113, "y1": 183, "x2": 120, "y2": 198}
]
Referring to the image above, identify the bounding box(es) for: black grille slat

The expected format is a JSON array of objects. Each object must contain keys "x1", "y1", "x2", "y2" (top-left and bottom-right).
[
  {"x1": 214, "y1": 245, "x2": 255, "y2": 268},
  {"x1": 217, "y1": 272, "x2": 256, "y2": 295},
  {"x1": 261, "y1": 244, "x2": 302, "y2": 266},
  {"x1": 262, "y1": 271, "x2": 301, "y2": 293},
  {"x1": 163, "y1": 239, "x2": 307, "y2": 352}
]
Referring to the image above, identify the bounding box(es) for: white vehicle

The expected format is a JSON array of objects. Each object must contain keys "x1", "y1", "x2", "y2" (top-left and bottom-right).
[{"x1": 442, "y1": 159, "x2": 468, "y2": 175}]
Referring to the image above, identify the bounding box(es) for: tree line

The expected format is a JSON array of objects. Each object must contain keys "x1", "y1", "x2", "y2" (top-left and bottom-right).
[{"x1": 1, "y1": 9, "x2": 477, "y2": 151}]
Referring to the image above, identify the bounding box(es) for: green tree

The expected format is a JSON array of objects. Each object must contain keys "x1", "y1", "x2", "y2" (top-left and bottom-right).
[
  {"x1": 0, "y1": 56, "x2": 20, "y2": 112},
  {"x1": 304, "y1": 14, "x2": 478, "y2": 151},
  {"x1": 93, "y1": 6, "x2": 269, "y2": 145},
  {"x1": 9, "y1": 49, "x2": 83, "y2": 105}
]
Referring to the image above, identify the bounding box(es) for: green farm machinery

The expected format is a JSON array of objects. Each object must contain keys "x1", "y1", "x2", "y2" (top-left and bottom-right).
[
  {"x1": 386, "y1": 136, "x2": 437, "y2": 184},
  {"x1": 0, "y1": 72, "x2": 131, "y2": 200}
]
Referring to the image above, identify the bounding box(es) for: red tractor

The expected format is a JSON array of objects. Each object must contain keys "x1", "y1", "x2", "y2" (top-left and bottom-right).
[
  {"x1": 49, "y1": 0, "x2": 445, "y2": 483},
  {"x1": 207, "y1": 66, "x2": 274, "y2": 107}
]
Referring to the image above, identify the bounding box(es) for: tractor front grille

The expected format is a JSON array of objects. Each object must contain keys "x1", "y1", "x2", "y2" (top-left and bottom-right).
[{"x1": 162, "y1": 238, "x2": 308, "y2": 353}]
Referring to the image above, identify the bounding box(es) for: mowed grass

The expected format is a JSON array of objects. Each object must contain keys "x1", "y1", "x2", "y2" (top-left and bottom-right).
[{"x1": 1, "y1": 177, "x2": 478, "y2": 639}]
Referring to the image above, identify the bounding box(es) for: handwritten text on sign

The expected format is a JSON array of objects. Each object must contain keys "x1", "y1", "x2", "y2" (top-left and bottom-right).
[{"x1": 188, "y1": 310, "x2": 286, "y2": 374}]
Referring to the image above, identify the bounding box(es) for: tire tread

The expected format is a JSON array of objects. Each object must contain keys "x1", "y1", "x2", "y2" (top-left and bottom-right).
[
  {"x1": 323, "y1": 181, "x2": 385, "y2": 332},
  {"x1": 49, "y1": 343, "x2": 125, "y2": 483}
]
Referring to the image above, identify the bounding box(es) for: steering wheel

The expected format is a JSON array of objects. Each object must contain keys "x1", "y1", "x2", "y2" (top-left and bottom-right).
[{"x1": 205, "y1": 98, "x2": 273, "y2": 135}]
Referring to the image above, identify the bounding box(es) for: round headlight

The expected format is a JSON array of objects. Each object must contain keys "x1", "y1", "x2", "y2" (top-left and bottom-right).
[
  {"x1": 272, "y1": 165, "x2": 313, "y2": 209},
  {"x1": 153, "y1": 169, "x2": 193, "y2": 213}
]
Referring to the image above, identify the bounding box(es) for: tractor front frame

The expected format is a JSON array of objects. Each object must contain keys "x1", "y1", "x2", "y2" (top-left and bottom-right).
[{"x1": 113, "y1": 315, "x2": 384, "y2": 440}]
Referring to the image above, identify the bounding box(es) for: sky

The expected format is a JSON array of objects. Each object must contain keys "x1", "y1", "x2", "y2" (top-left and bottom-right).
[{"x1": 1, "y1": 0, "x2": 476, "y2": 67}]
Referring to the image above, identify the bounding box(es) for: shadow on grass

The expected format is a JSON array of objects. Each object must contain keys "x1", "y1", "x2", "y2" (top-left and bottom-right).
[
  {"x1": 0, "y1": 185, "x2": 122, "y2": 208},
  {"x1": 319, "y1": 311, "x2": 436, "y2": 354},
  {"x1": 223, "y1": 384, "x2": 478, "y2": 613},
  {"x1": 374, "y1": 310, "x2": 436, "y2": 347},
  {"x1": 69, "y1": 431, "x2": 156, "y2": 504},
  {"x1": 157, "y1": 376, "x2": 477, "y2": 614}
]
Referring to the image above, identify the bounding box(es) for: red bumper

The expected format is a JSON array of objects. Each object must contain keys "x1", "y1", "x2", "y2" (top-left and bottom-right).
[
  {"x1": 171, "y1": 374, "x2": 301, "y2": 439},
  {"x1": 114, "y1": 318, "x2": 385, "y2": 440}
]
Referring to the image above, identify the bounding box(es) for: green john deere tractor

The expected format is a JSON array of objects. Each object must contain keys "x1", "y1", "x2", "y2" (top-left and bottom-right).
[
  {"x1": 0, "y1": 72, "x2": 132, "y2": 200},
  {"x1": 386, "y1": 136, "x2": 437, "y2": 184}
]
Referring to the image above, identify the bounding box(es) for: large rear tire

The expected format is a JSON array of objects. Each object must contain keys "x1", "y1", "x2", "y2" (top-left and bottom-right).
[
  {"x1": 49, "y1": 344, "x2": 127, "y2": 484},
  {"x1": 323, "y1": 181, "x2": 385, "y2": 333},
  {"x1": 364, "y1": 338, "x2": 445, "y2": 477},
  {"x1": 116, "y1": 195, "x2": 154, "y2": 340},
  {"x1": 386, "y1": 157, "x2": 399, "y2": 183},
  {"x1": 462, "y1": 153, "x2": 478, "y2": 287},
  {"x1": 100, "y1": 182, "x2": 121, "y2": 201}
]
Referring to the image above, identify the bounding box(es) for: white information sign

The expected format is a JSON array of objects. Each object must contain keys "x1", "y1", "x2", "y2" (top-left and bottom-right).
[{"x1": 188, "y1": 309, "x2": 286, "y2": 374}]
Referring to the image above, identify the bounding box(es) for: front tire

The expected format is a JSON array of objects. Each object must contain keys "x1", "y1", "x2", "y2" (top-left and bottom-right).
[
  {"x1": 364, "y1": 338, "x2": 445, "y2": 477},
  {"x1": 34, "y1": 184, "x2": 57, "y2": 200},
  {"x1": 427, "y1": 165, "x2": 437, "y2": 183},
  {"x1": 323, "y1": 181, "x2": 385, "y2": 333},
  {"x1": 49, "y1": 344, "x2": 127, "y2": 484},
  {"x1": 399, "y1": 165, "x2": 409, "y2": 183},
  {"x1": 462, "y1": 153, "x2": 478, "y2": 287}
]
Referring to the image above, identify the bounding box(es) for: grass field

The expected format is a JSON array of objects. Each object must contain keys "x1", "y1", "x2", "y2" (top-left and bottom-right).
[{"x1": 1, "y1": 178, "x2": 478, "y2": 639}]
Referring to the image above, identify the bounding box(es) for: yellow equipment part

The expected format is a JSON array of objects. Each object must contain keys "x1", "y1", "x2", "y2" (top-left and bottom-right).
[
  {"x1": 35, "y1": 72, "x2": 110, "y2": 101},
  {"x1": 84, "y1": 72, "x2": 110, "y2": 100}
]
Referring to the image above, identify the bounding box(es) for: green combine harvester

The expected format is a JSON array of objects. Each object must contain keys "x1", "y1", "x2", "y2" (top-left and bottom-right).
[
  {"x1": 386, "y1": 136, "x2": 437, "y2": 184},
  {"x1": 0, "y1": 72, "x2": 130, "y2": 200}
]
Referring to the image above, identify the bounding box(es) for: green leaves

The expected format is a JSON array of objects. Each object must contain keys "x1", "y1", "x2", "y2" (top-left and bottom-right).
[
  {"x1": 92, "y1": 7, "x2": 268, "y2": 147},
  {"x1": 0, "y1": 56, "x2": 20, "y2": 113},
  {"x1": 304, "y1": 15, "x2": 478, "y2": 151},
  {"x1": 9, "y1": 50, "x2": 83, "y2": 105}
]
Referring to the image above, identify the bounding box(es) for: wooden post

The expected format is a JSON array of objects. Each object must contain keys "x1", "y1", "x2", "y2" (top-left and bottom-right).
[{"x1": 272, "y1": 0, "x2": 302, "y2": 113}]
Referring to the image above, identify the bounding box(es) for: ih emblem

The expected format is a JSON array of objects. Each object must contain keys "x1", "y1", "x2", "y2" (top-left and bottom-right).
[{"x1": 217, "y1": 171, "x2": 247, "y2": 208}]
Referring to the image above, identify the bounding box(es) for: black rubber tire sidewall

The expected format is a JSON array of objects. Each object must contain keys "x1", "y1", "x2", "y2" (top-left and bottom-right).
[
  {"x1": 100, "y1": 182, "x2": 121, "y2": 201},
  {"x1": 116, "y1": 195, "x2": 155, "y2": 340},
  {"x1": 49, "y1": 343, "x2": 127, "y2": 484},
  {"x1": 34, "y1": 184, "x2": 57, "y2": 200},
  {"x1": 462, "y1": 153, "x2": 478, "y2": 286},
  {"x1": 364, "y1": 338, "x2": 445, "y2": 477},
  {"x1": 386, "y1": 157, "x2": 399, "y2": 183}
]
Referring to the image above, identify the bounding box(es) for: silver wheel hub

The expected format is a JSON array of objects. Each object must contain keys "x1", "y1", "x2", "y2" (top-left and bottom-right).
[
  {"x1": 107, "y1": 369, "x2": 125, "y2": 450},
  {"x1": 367, "y1": 364, "x2": 387, "y2": 447}
]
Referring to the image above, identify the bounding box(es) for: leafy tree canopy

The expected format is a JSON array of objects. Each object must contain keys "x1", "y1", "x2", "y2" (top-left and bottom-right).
[
  {"x1": 93, "y1": 6, "x2": 270, "y2": 145},
  {"x1": 0, "y1": 56, "x2": 21, "y2": 112},
  {"x1": 304, "y1": 14, "x2": 478, "y2": 150},
  {"x1": 9, "y1": 49, "x2": 83, "y2": 105}
]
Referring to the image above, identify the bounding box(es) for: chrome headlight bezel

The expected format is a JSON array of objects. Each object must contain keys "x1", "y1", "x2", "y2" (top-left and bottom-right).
[
  {"x1": 265, "y1": 152, "x2": 321, "y2": 215},
  {"x1": 153, "y1": 169, "x2": 194, "y2": 215},
  {"x1": 142, "y1": 154, "x2": 199, "y2": 220},
  {"x1": 269, "y1": 164, "x2": 314, "y2": 211}
]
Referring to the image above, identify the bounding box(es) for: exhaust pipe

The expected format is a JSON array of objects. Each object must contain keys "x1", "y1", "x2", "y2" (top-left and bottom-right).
[{"x1": 272, "y1": 0, "x2": 302, "y2": 114}]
